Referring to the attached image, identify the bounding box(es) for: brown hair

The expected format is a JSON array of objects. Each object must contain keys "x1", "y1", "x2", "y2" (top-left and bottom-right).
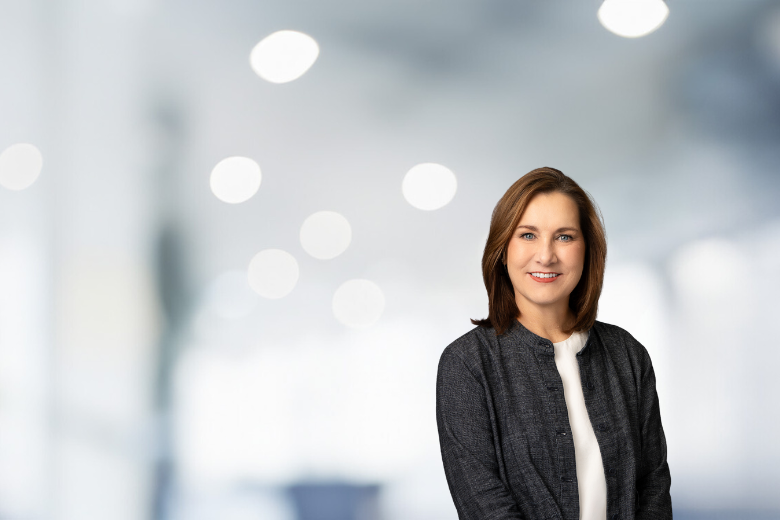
[{"x1": 471, "y1": 167, "x2": 607, "y2": 335}]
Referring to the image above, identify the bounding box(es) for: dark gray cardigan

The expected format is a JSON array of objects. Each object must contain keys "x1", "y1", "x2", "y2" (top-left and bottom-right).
[{"x1": 436, "y1": 320, "x2": 672, "y2": 520}]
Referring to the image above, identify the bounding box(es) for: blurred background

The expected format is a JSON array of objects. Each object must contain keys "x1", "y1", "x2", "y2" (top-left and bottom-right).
[{"x1": 1, "y1": 0, "x2": 779, "y2": 519}]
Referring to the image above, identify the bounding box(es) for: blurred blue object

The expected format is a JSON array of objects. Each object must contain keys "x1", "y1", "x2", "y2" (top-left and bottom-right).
[{"x1": 287, "y1": 482, "x2": 380, "y2": 520}]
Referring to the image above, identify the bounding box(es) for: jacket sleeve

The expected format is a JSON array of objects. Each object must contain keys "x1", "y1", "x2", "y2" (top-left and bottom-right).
[
  {"x1": 635, "y1": 344, "x2": 673, "y2": 519},
  {"x1": 436, "y1": 347, "x2": 525, "y2": 520}
]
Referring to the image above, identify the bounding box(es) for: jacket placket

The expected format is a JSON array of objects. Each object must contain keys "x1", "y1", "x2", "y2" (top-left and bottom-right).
[{"x1": 534, "y1": 340, "x2": 580, "y2": 520}]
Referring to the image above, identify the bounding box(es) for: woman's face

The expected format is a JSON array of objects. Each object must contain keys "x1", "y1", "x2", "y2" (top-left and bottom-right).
[{"x1": 505, "y1": 191, "x2": 586, "y2": 315}]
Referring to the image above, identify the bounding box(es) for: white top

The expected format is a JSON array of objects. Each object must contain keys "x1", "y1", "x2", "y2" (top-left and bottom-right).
[{"x1": 552, "y1": 330, "x2": 607, "y2": 520}]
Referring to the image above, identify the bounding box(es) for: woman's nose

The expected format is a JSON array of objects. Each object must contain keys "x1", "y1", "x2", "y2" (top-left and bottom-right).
[{"x1": 537, "y1": 239, "x2": 556, "y2": 264}]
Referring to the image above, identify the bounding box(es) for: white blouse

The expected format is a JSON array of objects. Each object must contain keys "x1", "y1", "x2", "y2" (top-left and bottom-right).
[{"x1": 552, "y1": 330, "x2": 607, "y2": 520}]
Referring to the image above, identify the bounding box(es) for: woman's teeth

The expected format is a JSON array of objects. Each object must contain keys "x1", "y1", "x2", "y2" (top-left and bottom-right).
[{"x1": 531, "y1": 273, "x2": 558, "y2": 278}]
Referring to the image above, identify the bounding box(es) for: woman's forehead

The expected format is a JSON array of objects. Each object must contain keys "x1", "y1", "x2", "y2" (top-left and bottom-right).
[{"x1": 517, "y1": 192, "x2": 580, "y2": 227}]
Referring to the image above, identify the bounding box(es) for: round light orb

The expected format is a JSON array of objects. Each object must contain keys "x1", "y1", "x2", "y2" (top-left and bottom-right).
[
  {"x1": 247, "y1": 249, "x2": 299, "y2": 299},
  {"x1": 0, "y1": 143, "x2": 43, "y2": 191},
  {"x1": 669, "y1": 239, "x2": 746, "y2": 303},
  {"x1": 210, "y1": 156, "x2": 262, "y2": 204},
  {"x1": 402, "y1": 163, "x2": 457, "y2": 211},
  {"x1": 249, "y1": 30, "x2": 319, "y2": 84},
  {"x1": 598, "y1": 0, "x2": 669, "y2": 38},
  {"x1": 300, "y1": 211, "x2": 352, "y2": 260},
  {"x1": 332, "y1": 279, "x2": 385, "y2": 329},
  {"x1": 203, "y1": 270, "x2": 259, "y2": 319}
]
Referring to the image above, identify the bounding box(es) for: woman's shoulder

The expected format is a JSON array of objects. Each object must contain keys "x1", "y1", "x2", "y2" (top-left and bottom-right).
[
  {"x1": 592, "y1": 320, "x2": 653, "y2": 367},
  {"x1": 438, "y1": 325, "x2": 496, "y2": 372},
  {"x1": 592, "y1": 319, "x2": 635, "y2": 343}
]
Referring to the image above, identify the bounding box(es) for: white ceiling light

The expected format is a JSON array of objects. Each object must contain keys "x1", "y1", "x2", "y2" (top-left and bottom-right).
[
  {"x1": 332, "y1": 279, "x2": 385, "y2": 329},
  {"x1": 299, "y1": 211, "x2": 352, "y2": 260},
  {"x1": 0, "y1": 143, "x2": 43, "y2": 191},
  {"x1": 247, "y1": 249, "x2": 299, "y2": 299},
  {"x1": 402, "y1": 163, "x2": 457, "y2": 211},
  {"x1": 250, "y1": 30, "x2": 319, "y2": 84},
  {"x1": 210, "y1": 156, "x2": 262, "y2": 204},
  {"x1": 598, "y1": 0, "x2": 669, "y2": 38}
]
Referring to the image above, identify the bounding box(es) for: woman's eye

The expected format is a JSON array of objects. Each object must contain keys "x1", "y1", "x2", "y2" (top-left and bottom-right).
[
  {"x1": 520, "y1": 233, "x2": 534, "y2": 240},
  {"x1": 558, "y1": 234, "x2": 572, "y2": 241}
]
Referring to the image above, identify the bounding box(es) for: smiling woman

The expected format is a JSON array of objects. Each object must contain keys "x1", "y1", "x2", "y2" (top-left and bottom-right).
[
  {"x1": 472, "y1": 168, "x2": 606, "y2": 337},
  {"x1": 436, "y1": 167, "x2": 672, "y2": 520},
  {"x1": 505, "y1": 192, "x2": 587, "y2": 342}
]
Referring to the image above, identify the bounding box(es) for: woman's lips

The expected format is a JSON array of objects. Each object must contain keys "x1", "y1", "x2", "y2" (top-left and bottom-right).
[{"x1": 528, "y1": 272, "x2": 561, "y2": 284}]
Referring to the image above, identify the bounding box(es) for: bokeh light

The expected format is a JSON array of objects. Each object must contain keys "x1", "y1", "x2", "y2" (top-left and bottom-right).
[
  {"x1": 332, "y1": 279, "x2": 385, "y2": 329},
  {"x1": 597, "y1": 0, "x2": 669, "y2": 38},
  {"x1": 209, "y1": 156, "x2": 262, "y2": 204},
  {"x1": 668, "y1": 238, "x2": 750, "y2": 318},
  {"x1": 249, "y1": 30, "x2": 319, "y2": 84},
  {"x1": 247, "y1": 249, "x2": 299, "y2": 299},
  {"x1": 402, "y1": 163, "x2": 457, "y2": 211},
  {"x1": 299, "y1": 211, "x2": 352, "y2": 260},
  {"x1": 202, "y1": 270, "x2": 259, "y2": 319},
  {"x1": 0, "y1": 143, "x2": 43, "y2": 191}
]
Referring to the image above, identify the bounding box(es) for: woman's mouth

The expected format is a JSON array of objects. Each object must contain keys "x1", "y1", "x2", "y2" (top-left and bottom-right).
[{"x1": 529, "y1": 272, "x2": 560, "y2": 283}]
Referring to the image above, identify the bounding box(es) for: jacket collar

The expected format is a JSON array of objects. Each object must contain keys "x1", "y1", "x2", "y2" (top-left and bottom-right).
[{"x1": 502, "y1": 319, "x2": 593, "y2": 357}]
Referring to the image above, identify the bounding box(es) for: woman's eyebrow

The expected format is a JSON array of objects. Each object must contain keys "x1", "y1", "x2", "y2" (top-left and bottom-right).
[{"x1": 515, "y1": 225, "x2": 580, "y2": 233}]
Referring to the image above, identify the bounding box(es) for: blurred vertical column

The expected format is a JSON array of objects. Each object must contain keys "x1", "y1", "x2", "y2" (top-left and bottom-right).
[
  {"x1": 148, "y1": 93, "x2": 190, "y2": 520},
  {"x1": 43, "y1": 0, "x2": 161, "y2": 519},
  {"x1": 0, "y1": 1, "x2": 51, "y2": 517}
]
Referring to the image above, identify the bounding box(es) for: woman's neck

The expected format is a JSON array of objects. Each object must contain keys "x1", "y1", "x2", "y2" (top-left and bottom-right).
[{"x1": 517, "y1": 304, "x2": 575, "y2": 343}]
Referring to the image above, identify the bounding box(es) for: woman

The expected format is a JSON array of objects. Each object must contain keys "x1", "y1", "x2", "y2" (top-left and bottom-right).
[{"x1": 436, "y1": 167, "x2": 671, "y2": 520}]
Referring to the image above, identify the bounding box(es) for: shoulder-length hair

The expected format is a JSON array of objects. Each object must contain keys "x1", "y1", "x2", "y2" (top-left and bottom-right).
[{"x1": 471, "y1": 167, "x2": 607, "y2": 335}]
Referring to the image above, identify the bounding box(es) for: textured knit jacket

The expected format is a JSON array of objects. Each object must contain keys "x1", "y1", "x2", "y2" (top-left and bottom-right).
[{"x1": 436, "y1": 320, "x2": 672, "y2": 520}]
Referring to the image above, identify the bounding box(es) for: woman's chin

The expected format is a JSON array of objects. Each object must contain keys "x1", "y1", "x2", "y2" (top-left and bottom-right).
[{"x1": 518, "y1": 292, "x2": 569, "y2": 310}]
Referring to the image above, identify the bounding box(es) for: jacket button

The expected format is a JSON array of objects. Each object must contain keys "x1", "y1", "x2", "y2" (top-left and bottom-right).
[
  {"x1": 608, "y1": 468, "x2": 615, "y2": 476},
  {"x1": 598, "y1": 424, "x2": 607, "y2": 432},
  {"x1": 611, "y1": 514, "x2": 619, "y2": 520},
  {"x1": 587, "y1": 381, "x2": 594, "y2": 390}
]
